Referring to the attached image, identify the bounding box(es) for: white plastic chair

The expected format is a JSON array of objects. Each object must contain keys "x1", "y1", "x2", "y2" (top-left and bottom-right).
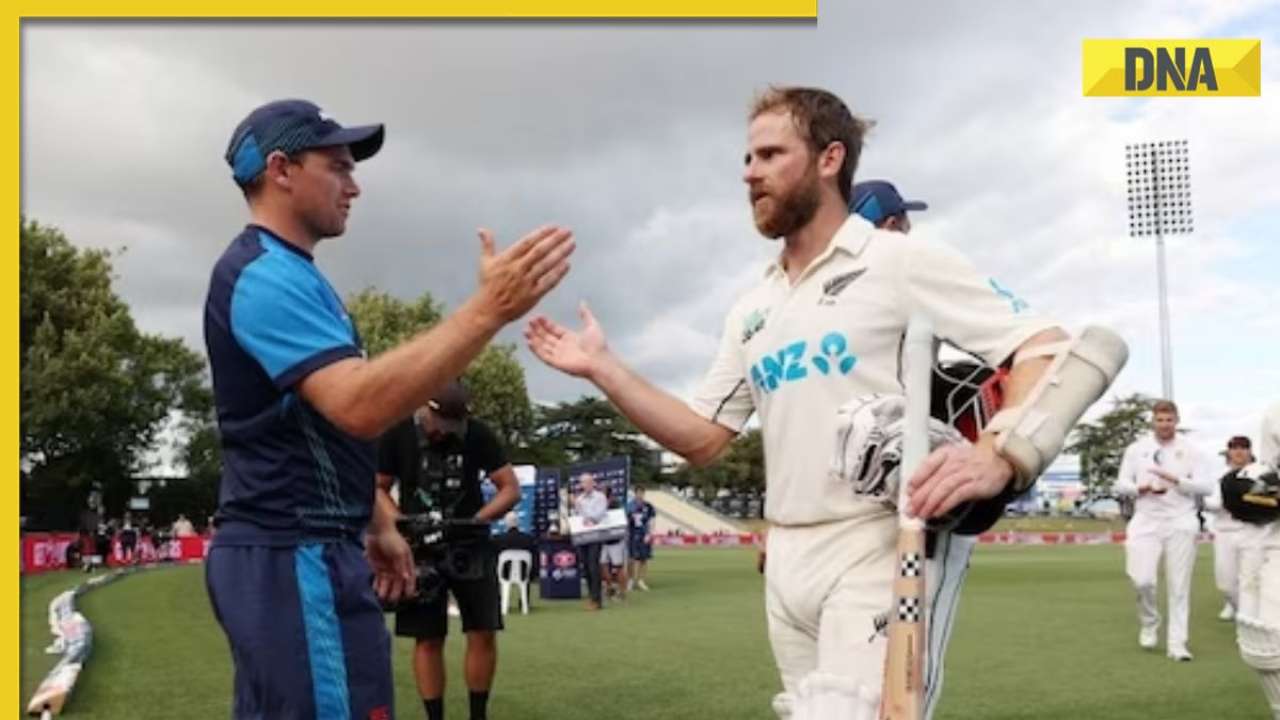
[{"x1": 497, "y1": 549, "x2": 532, "y2": 615}]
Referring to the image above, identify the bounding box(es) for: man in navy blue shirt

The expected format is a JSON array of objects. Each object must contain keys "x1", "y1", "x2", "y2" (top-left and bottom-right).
[
  {"x1": 627, "y1": 486, "x2": 657, "y2": 591},
  {"x1": 203, "y1": 98, "x2": 574, "y2": 720}
]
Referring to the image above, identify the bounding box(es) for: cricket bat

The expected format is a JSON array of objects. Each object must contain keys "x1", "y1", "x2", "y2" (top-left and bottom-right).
[{"x1": 879, "y1": 313, "x2": 934, "y2": 720}]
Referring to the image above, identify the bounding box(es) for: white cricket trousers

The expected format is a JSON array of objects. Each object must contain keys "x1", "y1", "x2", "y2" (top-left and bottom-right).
[
  {"x1": 1214, "y1": 529, "x2": 1242, "y2": 606},
  {"x1": 1125, "y1": 526, "x2": 1197, "y2": 651},
  {"x1": 765, "y1": 514, "x2": 974, "y2": 720}
]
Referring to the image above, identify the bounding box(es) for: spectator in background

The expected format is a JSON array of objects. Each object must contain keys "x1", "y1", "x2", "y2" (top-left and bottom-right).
[
  {"x1": 65, "y1": 535, "x2": 82, "y2": 572},
  {"x1": 493, "y1": 512, "x2": 539, "y2": 599},
  {"x1": 627, "y1": 487, "x2": 656, "y2": 592},
  {"x1": 172, "y1": 513, "x2": 197, "y2": 538},
  {"x1": 494, "y1": 512, "x2": 537, "y2": 553},
  {"x1": 119, "y1": 516, "x2": 138, "y2": 565},
  {"x1": 600, "y1": 487, "x2": 629, "y2": 602},
  {"x1": 139, "y1": 520, "x2": 159, "y2": 562},
  {"x1": 573, "y1": 473, "x2": 608, "y2": 611}
]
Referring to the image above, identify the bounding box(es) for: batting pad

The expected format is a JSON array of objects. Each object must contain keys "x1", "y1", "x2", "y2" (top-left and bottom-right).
[
  {"x1": 1238, "y1": 615, "x2": 1280, "y2": 719},
  {"x1": 789, "y1": 673, "x2": 880, "y2": 720}
]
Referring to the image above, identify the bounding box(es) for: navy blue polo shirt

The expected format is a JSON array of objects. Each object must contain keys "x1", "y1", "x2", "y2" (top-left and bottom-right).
[{"x1": 203, "y1": 225, "x2": 374, "y2": 545}]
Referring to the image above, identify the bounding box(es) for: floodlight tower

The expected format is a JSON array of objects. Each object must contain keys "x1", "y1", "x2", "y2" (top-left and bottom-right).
[{"x1": 1125, "y1": 139, "x2": 1192, "y2": 402}]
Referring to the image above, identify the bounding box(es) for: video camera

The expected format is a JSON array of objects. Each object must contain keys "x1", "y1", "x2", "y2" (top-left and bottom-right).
[
  {"x1": 381, "y1": 431, "x2": 491, "y2": 611},
  {"x1": 384, "y1": 514, "x2": 490, "y2": 611}
]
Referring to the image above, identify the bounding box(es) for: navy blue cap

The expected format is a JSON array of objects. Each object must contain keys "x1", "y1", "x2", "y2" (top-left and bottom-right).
[
  {"x1": 225, "y1": 99, "x2": 384, "y2": 185},
  {"x1": 850, "y1": 180, "x2": 927, "y2": 224}
]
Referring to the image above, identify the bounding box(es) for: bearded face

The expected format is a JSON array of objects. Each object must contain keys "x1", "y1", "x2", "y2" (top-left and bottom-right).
[
  {"x1": 744, "y1": 110, "x2": 827, "y2": 240},
  {"x1": 751, "y1": 160, "x2": 822, "y2": 239}
]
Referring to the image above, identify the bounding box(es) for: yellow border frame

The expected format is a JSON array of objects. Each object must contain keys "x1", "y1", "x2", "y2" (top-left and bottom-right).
[
  {"x1": 9, "y1": 1, "x2": 817, "y2": 713},
  {"x1": 17, "y1": 1, "x2": 817, "y2": 18}
]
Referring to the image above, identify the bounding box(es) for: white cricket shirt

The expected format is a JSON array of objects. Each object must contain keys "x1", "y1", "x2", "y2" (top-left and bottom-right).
[
  {"x1": 689, "y1": 215, "x2": 1056, "y2": 526},
  {"x1": 1115, "y1": 433, "x2": 1215, "y2": 535}
]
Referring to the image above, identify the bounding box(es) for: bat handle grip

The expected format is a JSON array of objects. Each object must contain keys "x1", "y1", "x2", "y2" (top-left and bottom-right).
[{"x1": 900, "y1": 313, "x2": 934, "y2": 511}]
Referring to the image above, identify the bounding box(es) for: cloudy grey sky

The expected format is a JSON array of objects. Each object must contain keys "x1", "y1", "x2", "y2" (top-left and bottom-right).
[{"x1": 20, "y1": 2, "x2": 1280, "y2": 465}]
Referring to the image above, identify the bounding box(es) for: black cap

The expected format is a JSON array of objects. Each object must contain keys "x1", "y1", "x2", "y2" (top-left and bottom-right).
[
  {"x1": 1227, "y1": 435, "x2": 1253, "y2": 449},
  {"x1": 427, "y1": 380, "x2": 470, "y2": 436},
  {"x1": 225, "y1": 99, "x2": 384, "y2": 185}
]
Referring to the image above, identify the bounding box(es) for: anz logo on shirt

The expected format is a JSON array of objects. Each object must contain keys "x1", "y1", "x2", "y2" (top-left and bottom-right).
[{"x1": 749, "y1": 331, "x2": 858, "y2": 394}]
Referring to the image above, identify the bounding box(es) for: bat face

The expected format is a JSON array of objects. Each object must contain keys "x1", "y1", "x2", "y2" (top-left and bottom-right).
[
  {"x1": 883, "y1": 314, "x2": 934, "y2": 720},
  {"x1": 879, "y1": 525, "x2": 927, "y2": 720}
]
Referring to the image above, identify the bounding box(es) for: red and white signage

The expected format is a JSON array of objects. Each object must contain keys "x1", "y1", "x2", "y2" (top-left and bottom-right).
[{"x1": 20, "y1": 534, "x2": 210, "y2": 575}]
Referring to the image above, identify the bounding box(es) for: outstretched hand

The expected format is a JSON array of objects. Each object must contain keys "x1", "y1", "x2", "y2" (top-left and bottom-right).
[
  {"x1": 525, "y1": 301, "x2": 610, "y2": 379},
  {"x1": 476, "y1": 225, "x2": 575, "y2": 324}
]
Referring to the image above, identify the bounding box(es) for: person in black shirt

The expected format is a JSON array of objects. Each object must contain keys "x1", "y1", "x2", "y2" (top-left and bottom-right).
[
  {"x1": 377, "y1": 380, "x2": 519, "y2": 720},
  {"x1": 119, "y1": 516, "x2": 138, "y2": 565}
]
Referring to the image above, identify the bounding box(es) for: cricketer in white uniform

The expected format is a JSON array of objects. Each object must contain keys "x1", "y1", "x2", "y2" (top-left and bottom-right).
[
  {"x1": 842, "y1": 178, "x2": 990, "y2": 707},
  {"x1": 1113, "y1": 400, "x2": 1214, "y2": 661},
  {"x1": 1235, "y1": 401, "x2": 1280, "y2": 719},
  {"x1": 524, "y1": 86, "x2": 1114, "y2": 719},
  {"x1": 692, "y1": 180, "x2": 1065, "y2": 711},
  {"x1": 1203, "y1": 435, "x2": 1254, "y2": 620}
]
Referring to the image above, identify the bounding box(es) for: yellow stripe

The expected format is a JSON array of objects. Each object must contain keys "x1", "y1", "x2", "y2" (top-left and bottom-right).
[{"x1": 14, "y1": 1, "x2": 816, "y2": 17}]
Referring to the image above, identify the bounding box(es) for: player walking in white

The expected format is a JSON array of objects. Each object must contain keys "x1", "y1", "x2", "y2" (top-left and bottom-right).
[
  {"x1": 1114, "y1": 400, "x2": 1214, "y2": 661},
  {"x1": 524, "y1": 86, "x2": 1125, "y2": 718},
  {"x1": 1233, "y1": 401, "x2": 1280, "y2": 719},
  {"x1": 1204, "y1": 435, "x2": 1254, "y2": 620}
]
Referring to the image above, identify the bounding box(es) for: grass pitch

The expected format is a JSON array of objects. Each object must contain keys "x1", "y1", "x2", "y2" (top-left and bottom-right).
[{"x1": 20, "y1": 544, "x2": 1270, "y2": 719}]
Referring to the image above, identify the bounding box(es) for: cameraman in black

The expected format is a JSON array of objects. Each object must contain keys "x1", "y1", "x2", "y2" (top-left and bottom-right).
[{"x1": 376, "y1": 380, "x2": 519, "y2": 720}]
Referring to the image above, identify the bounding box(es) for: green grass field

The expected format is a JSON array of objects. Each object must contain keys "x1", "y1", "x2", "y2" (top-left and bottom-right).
[
  {"x1": 740, "y1": 516, "x2": 1128, "y2": 534},
  {"x1": 20, "y1": 544, "x2": 1272, "y2": 719}
]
